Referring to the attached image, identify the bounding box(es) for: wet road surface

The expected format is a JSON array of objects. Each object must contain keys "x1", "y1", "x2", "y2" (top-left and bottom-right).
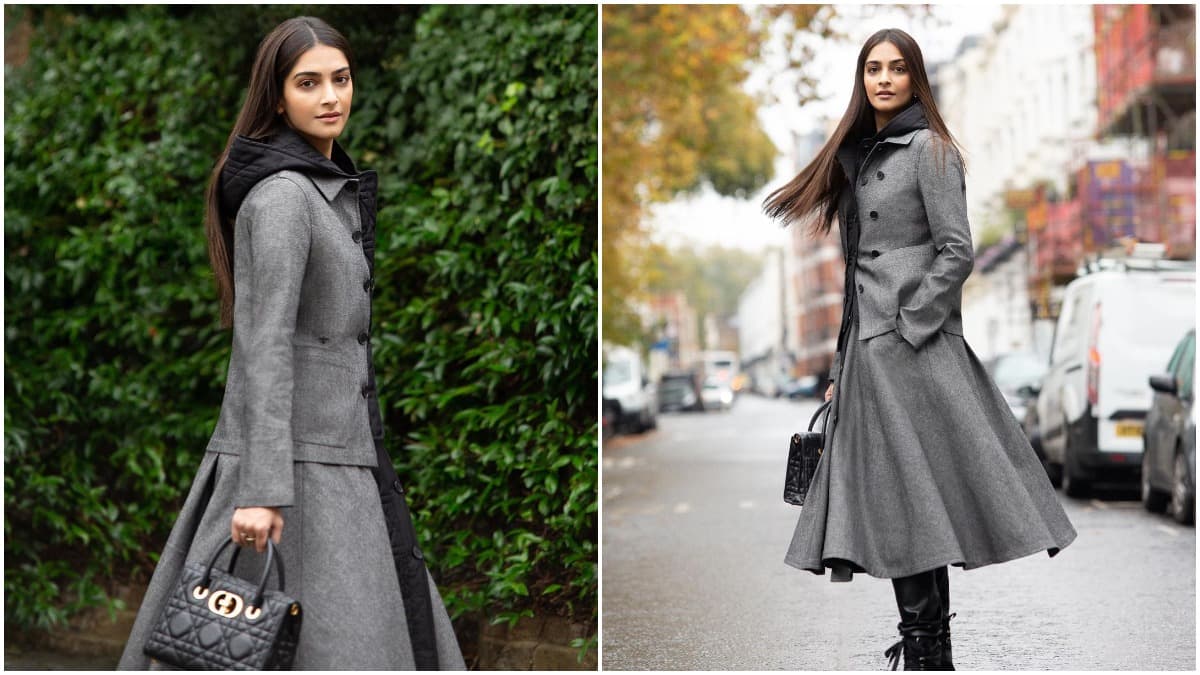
[{"x1": 602, "y1": 394, "x2": 1196, "y2": 670}]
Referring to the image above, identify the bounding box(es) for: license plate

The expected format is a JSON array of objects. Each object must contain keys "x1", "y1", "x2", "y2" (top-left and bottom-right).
[{"x1": 1115, "y1": 421, "x2": 1143, "y2": 437}]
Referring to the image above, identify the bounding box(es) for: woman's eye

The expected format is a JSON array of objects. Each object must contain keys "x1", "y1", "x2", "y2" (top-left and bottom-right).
[
  {"x1": 299, "y1": 80, "x2": 315, "y2": 88},
  {"x1": 337, "y1": 75, "x2": 351, "y2": 84}
]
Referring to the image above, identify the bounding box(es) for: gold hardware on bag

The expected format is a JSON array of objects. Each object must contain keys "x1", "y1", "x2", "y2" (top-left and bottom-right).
[
  {"x1": 245, "y1": 605, "x2": 262, "y2": 621},
  {"x1": 192, "y1": 586, "x2": 210, "y2": 600},
  {"x1": 208, "y1": 590, "x2": 244, "y2": 618},
  {"x1": 289, "y1": 604, "x2": 300, "y2": 616}
]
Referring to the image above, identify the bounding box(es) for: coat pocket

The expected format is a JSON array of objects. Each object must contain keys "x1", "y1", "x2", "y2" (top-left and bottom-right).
[
  {"x1": 855, "y1": 242, "x2": 937, "y2": 340},
  {"x1": 291, "y1": 346, "x2": 358, "y2": 448}
]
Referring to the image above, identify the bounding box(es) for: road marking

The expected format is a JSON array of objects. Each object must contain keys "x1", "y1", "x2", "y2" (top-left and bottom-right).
[
  {"x1": 673, "y1": 502, "x2": 691, "y2": 514},
  {"x1": 738, "y1": 500, "x2": 756, "y2": 510},
  {"x1": 1155, "y1": 525, "x2": 1180, "y2": 537},
  {"x1": 1089, "y1": 499, "x2": 1109, "y2": 510}
]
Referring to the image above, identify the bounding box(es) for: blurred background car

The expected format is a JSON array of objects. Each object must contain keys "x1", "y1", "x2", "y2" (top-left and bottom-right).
[
  {"x1": 984, "y1": 351, "x2": 1048, "y2": 425},
  {"x1": 700, "y1": 377, "x2": 734, "y2": 411},
  {"x1": 702, "y1": 350, "x2": 740, "y2": 392},
  {"x1": 777, "y1": 374, "x2": 822, "y2": 400},
  {"x1": 658, "y1": 371, "x2": 704, "y2": 412},
  {"x1": 603, "y1": 345, "x2": 658, "y2": 434},
  {"x1": 1141, "y1": 328, "x2": 1195, "y2": 525},
  {"x1": 1034, "y1": 258, "x2": 1195, "y2": 497}
]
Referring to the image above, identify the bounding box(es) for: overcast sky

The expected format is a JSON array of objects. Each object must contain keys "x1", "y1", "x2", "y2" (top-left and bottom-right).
[{"x1": 648, "y1": 3, "x2": 1007, "y2": 252}]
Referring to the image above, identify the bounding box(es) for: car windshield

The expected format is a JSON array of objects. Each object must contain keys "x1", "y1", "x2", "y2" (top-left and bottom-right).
[
  {"x1": 604, "y1": 361, "x2": 632, "y2": 386},
  {"x1": 992, "y1": 353, "x2": 1046, "y2": 390}
]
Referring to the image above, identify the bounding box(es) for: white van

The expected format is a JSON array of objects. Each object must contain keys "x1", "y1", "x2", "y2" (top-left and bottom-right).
[
  {"x1": 602, "y1": 346, "x2": 657, "y2": 434},
  {"x1": 1036, "y1": 257, "x2": 1195, "y2": 497}
]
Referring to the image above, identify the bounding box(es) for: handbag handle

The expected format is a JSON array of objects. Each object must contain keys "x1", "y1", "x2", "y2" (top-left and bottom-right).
[
  {"x1": 202, "y1": 538, "x2": 287, "y2": 609},
  {"x1": 808, "y1": 400, "x2": 832, "y2": 432}
]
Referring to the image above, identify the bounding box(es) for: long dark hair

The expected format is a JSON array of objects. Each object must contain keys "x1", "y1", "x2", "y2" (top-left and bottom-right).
[
  {"x1": 762, "y1": 28, "x2": 965, "y2": 239},
  {"x1": 204, "y1": 16, "x2": 355, "y2": 328}
]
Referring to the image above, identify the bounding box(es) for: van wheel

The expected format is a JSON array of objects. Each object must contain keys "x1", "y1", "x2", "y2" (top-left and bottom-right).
[
  {"x1": 1061, "y1": 426, "x2": 1090, "y2": 498},
  {"x1": 1169, "y1": 450, "x2": 1195, "y2": 525},
  {"x1": 1141, "y1": 449, "x2": 1169, "y2": 513}
]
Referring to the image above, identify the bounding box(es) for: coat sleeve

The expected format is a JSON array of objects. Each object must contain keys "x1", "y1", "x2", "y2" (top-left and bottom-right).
[
  {"x1": 896, "y1": 134, "x2": 974, "y2": 350},
  {"x1": 231, "y1": 176, "x2": 312, "y2": 508},
  {"x1": 828, "y1": 349, "x2": 842, "y2": 385}
]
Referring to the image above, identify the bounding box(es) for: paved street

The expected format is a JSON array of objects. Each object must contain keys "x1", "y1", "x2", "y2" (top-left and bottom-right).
[{"x1": 602, "y1": 394, "x2": 1196, "y2": 670}]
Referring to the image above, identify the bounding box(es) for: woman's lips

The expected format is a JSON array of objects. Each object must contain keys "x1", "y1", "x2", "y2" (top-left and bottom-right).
[{"x1": 317, "y1": 113, "x2": 342, "y2": 123}]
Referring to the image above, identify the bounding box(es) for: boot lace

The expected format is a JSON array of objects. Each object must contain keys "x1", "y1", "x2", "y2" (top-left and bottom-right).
[{"x1": 884, "y1": 640, "x2": 903, "y2": 671}]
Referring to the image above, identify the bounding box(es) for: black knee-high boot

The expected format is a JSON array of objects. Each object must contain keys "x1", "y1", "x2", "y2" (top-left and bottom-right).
[
  {"x1": 885, "y1": 569, "x2": 944, "y2": 671},
  {"x1": 934, "y1": 566, "x2": 955, "y2": 670}
]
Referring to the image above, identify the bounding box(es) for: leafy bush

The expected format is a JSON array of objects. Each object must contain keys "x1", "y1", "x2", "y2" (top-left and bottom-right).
[{"x1": 4, "y1": 3, "x2": 596, "y2": 636}]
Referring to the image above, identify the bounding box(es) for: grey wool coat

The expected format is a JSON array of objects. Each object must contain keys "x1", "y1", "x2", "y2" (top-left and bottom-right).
[
  {"x1": 118, "y1": 128, "x2": 465, "y2": 669},
  {"x1": 784, "y1": 101, "x2": 1078, "y2": 580}
]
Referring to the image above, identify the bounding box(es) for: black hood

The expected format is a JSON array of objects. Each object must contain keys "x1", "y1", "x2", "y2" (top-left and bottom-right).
[
  {"x1": 858, "y1": 98, "x2": 928, "y2": 145},
  {"x1": 219, "y1": 126, "x2": 380, "y2": 275},
  {"x1": 836, "y1": 99, "x2": 929, "y2": 185},
  {"x1": 219, "y1": 125, "x2": 377, "y2": 223}
]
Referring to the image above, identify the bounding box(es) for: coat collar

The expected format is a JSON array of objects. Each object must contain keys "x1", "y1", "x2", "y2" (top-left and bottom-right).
[
  {"x1": 834, "y1": 100, "x2": 929, "y2": 183},
  {"x1": 308, "y1": 174, "x2": 354, "y2": 203}
]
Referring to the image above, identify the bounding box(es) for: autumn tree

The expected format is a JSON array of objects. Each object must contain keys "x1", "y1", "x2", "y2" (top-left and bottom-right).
[{"x1": 602, "y1": 5, "x2": 840, "y2": 346}]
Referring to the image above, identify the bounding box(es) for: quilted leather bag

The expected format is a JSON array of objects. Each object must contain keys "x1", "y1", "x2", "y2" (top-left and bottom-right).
[
  {"x1": 144, "y1": 538, "x2": 302, "y2": 670},
  {"x1": 784, "y1": 400, "x2": 832, "y2": 506}
]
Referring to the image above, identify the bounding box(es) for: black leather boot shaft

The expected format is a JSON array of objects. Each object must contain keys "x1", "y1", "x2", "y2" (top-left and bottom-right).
[
  {"x1": 935, "y1": 566, "x2": 954, "y2": 670},
  {"x1": 887, "y1": 569, "x2": 944, "y2": 670}
]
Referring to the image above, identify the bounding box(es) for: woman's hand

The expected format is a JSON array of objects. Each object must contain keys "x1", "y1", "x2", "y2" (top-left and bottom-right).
[
  {"x1": 231, "y1": 507, "x2": 283, "y2": 553},
  {"x1": 825, "y1": 382, "x2": 834, "y2": 402}
]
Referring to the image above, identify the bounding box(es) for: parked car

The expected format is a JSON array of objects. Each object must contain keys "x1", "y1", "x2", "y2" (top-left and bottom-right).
[
  {"x1": 1019, "y1": 382, "x2": 1049, "y2": 475},
  {"x1": 659, "y1": 371, "x2": 704, "y2": 412},
  {"x1": 700, "y1": 377, "x2": 734, "y2": 411},
  {"x1": 602, "y1": 397, "x2": 620, "y2": 442},
  {"x1": 1141, "y1": 328, "x2": 1195, "y2": 525},
  {"x1": 1035, "y1": 259, "x2": 1195, "y2": 497},
  {"x1": 778, "y1": 375, "x2": 821, "y2": 400},
  {"x1": 984, "y1": 351, "x2": 1048, "y2": 426},
  {"x1": 602, "y1": 346, "x2": 657, "y2": 434}
]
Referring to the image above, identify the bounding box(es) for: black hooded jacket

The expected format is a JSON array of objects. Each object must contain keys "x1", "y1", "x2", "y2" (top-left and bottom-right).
[{"x1": 218, "y1": 127, "x2": 442, "y2": 669}]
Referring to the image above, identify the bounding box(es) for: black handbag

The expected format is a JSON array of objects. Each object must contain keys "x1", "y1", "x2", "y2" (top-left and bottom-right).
[
  {"x1": 144, "y1": 538, "x2": 302, "y2": 670},
  {"x1": 784, "y1": 400, "x2": 832, "y2": 506}
]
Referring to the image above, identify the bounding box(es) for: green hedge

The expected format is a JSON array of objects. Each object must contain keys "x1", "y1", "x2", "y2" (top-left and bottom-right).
[{"x1": 3, "y1": 4, "x2": 597, "y2": 635}]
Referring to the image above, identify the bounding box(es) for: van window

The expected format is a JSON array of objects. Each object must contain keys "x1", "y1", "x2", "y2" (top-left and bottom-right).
[
  {"x1": 1177, "y1": 334, "x2": 1195, "y2": 401},
  {"x1": 1166, "y1": 333, "x2": 1189, "y2": 374},
  {"x1": 1051, "y1": 291, "x2": 1088, "y2": 365},
  {"x1": 604, "y1": 360, "x2": 633, "y2": 386}
]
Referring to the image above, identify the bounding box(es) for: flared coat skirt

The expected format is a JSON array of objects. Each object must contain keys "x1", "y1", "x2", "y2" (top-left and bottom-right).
[
  {"x1": 117, "y1": 452, "x2": 465, "y2": 670},
  {"x1": 784, "y1": 320, "x2": 1078, "y2": 580}
]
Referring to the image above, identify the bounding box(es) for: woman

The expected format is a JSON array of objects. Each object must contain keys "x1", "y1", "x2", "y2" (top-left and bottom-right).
[
  {"x1": 763, "y1": 29, "x2": 1076, "y2": 671},
  {"x1": 118, "y1": 17, "x2": 465, "y2": 669}
]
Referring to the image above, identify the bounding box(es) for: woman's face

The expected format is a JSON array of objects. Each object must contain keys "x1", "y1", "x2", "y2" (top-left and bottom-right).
[
  {"x1": 862, "y1": 41, "x2": 913, "y2": 117},
  {"x1": 277, "y1": 44, "x2": 353, "y2": 157}
]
